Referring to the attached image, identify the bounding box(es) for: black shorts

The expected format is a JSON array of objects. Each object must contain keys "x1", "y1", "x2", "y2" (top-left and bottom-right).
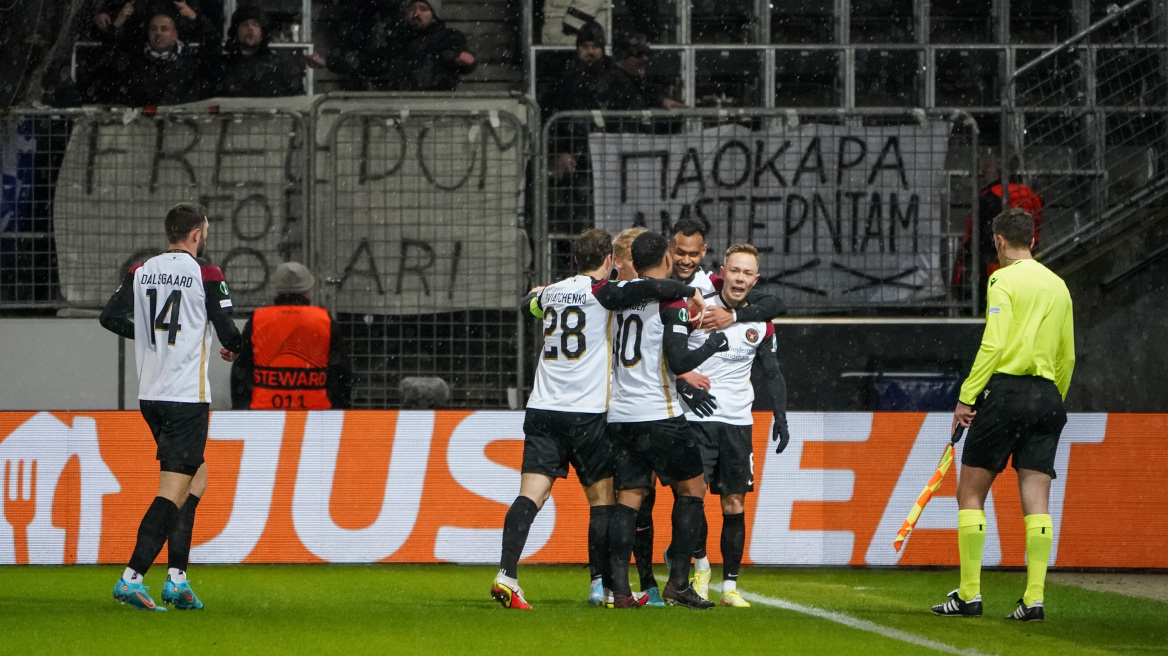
[
  {"x1": 691, "y1": 421, "x2": 755, "y2": 495},
  {"x1": 521, "y1": 409, "x2": 613, "y2": 487},
  {"x1": 609, "y1": 417, "x2": 705, "y2": 491},
  {"x1": 962, "y1": 374, "x2": 1067, "y2": 478},
  {"x1": 139, "y1": 400, "x2": 210, "y2": 473}
]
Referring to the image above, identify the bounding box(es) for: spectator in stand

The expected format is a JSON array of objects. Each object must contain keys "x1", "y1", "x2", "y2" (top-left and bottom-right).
[
  {"x1": 953, "y1": 149, "x2": 1044, "y2": 298},
  {"x1": 603, "y1": 33, "x2": 684, "y2": 111},
  {"x1": 82, "y1": 12, "x2": 211, "y2": 106},
  {"x1": 92, "y1": 1, "x2": 219, "y2": 45},
  {"x1": 539, "y1": 21, "x2": 610, "y2": 176},
  {"x1": 216, "y1": 6, "x2": 304, "y2": 97},
  {"x1": 306, "y1": 0, "x2": 476, "y2": 91}
]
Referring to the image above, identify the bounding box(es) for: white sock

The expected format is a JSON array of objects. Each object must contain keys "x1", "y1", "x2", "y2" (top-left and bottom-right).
[
  {"x1": 168, "y1": 568, "x2": 187, "y2": 584},
  {"x1": 723, "y1": 579, "x2": 737, "y2": 592},
  {"x1": 496, "y1": 570, "x2": 518, "y2": 589},
  {"x1": 695, "y1": 556, "x2": 711, "y2": 572},
  {"x1": 122, "y1": 567, "x2": 143, "y2": 583}
]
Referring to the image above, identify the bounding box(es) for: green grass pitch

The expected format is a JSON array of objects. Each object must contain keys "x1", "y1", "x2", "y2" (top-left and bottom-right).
[{"x1": 2, "y1": 565, "x2": 1165, "y2": 655}]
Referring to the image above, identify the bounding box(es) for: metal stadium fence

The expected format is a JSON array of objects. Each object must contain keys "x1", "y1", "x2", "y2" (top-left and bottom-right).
[
  {"x1": 1004, "y1": 0, "x2": 1168, "y2": 265},
  {"x1": 539, "y1": 108, "x2": 981, "y2": 313}
]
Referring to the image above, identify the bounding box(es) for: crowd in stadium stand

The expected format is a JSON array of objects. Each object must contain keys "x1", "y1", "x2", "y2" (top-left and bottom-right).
[{"x1": 69, "y1": 0, "x2": 475, "y2": 106}]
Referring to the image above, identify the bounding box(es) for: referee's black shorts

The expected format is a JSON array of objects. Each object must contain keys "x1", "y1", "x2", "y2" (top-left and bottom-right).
[
  {"x1": 139, "y1": 400, "x2": 210, "y2": 475},
  {"x1": 962, "y1": 373, "x2": 1067, "y2": 478}
]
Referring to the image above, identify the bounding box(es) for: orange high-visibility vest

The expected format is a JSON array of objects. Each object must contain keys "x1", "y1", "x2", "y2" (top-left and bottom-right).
[{"x1": 250, "y1": 304, "x2": 332, "y2": 410}]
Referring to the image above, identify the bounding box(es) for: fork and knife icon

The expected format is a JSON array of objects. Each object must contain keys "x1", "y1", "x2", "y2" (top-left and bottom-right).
[{"x1": 4, "y1": 460, "x2": 37, "y2": 565}]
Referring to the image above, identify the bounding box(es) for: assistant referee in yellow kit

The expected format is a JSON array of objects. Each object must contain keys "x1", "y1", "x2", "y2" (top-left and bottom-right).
[{"x1": 931, "y1": 208, "x2": 1075, "y2": 623}]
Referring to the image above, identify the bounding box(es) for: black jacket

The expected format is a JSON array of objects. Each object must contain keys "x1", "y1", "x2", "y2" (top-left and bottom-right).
[
  {"x1": 229, "y1": 294, "x2": 354, "y2": 410},
  {"x1": 216, "y1": 44, "x2": 304, "y2": 97},
  {"x1": 328, "y1": 18, "x2": 474, "y2": 92},
  {"x1": 82, "y1": 42, "x2": 211, "y2": 106}
]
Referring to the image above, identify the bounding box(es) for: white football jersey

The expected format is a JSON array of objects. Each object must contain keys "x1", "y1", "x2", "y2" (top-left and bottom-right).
[
  {"x1": 130, "y1": 252, "x2": 231, "y2": 403},
  {"x1": 685, "y1": 293, "x2": 775, "y2": 425},
  {"x1": 526, "y1": 275, "x2": 614, "y2": 413},
  {"x1": 608, "y1": 287, "x2": 690, "y2": 423},
  {"x1": 687, "y1": 268, "x2": 717, "y2": 295}
]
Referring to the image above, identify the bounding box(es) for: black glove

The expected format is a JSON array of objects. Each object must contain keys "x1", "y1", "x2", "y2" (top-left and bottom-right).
[
  {"x1": 772, "y1": 414, "x2": 790, "y2": 453},
  {"x1": 703, "y1": 331, "x2": 730, "y2": 353},
  {"x1": 678, "y1": 383, "x2": 717, "y2": 417}
]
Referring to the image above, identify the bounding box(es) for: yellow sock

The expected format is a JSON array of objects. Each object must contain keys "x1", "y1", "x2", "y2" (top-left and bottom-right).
[
  {"x1": 957, "y1": 509, "x2": 986, "y2": 601},
  {"x1": 1024, "y1": 514, "x2": 1053, "y2": 606}
]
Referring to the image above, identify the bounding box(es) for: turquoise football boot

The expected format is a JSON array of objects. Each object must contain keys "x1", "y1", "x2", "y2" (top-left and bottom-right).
[{"x1": 113, "y1": 578, "x2": 166, "y2": 612}]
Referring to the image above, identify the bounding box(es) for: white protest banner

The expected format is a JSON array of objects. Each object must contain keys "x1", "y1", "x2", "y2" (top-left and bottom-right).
[
  {"x1": 590, "y1": 121, "x2": 952, "y2": 305},
  {"x1": 52, "y1": 107, "x2": 308, "y2": 309},
  {"x1": 50, "y1": 98, "x2": 525, "y2": 314},
  {"x1": 324, "y1": 110, "x2": 525, "y2": 315}
]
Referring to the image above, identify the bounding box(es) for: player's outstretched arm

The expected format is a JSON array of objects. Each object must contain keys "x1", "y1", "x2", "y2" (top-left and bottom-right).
[
  {"x1": 593, "y1": 278, "x2": 697, "y2": 312},
  {"x1": 98, "y1": 270, "x2": 136, "y2": 339},
  {"x1": 661, "y1": 301, "x2": 729, "y2": 374},
  {"x1": 737, "y1": 289, "x2": 787, "y2": 322}
]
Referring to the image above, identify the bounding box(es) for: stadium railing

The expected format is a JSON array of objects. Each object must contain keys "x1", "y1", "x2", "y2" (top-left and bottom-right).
[
  {"x1": 1003, "y1": 0, "x2": 1168, "y2": 268},
  {"x1": 539, "y1": 108, "x2": 981, "y2": 314}
]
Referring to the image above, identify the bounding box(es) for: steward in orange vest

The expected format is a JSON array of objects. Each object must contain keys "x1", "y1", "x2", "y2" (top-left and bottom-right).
[{"x1": 230, "y1": 262, "x2": 352, "y2": 409}]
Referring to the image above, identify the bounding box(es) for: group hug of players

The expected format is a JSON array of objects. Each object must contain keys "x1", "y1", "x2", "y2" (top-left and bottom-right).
[
  {"x1": 97, "y1": 203, "x2": 1068, "y2": 622},
  {"x1": 491, "y1": 220, "x2": 791, "y2": 610}
]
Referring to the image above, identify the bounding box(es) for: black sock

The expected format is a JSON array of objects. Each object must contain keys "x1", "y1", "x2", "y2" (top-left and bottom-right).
[
  {"x1": 607, "y1": 504, "x2": 638, "y2": 597},
  {"x1": 667, "y1": 495, "x2": 705, "y2": 588},
  {"x1": 128, "y1": 496, "x2": 180, "y2": 576},
  {"x1": 721, "y1": 512, "x2": 746, "y2": 583},
  {"x1": 633, "y1": 487, "x2": 656, "y2": 591},
  {"x1": 694, "y1": 513, "x2": 708, "y2": 560},
  {"x1": 168, "y1": 493, "x2": 200, "y2": 573},
  {"x1": 499, "y1": 496, "x2": 539, "y2": 579},
  {"x1": 588, "y1": 505, "x2": 613, "y2": 589}
]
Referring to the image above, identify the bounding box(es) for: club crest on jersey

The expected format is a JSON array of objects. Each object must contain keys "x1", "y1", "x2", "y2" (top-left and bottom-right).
[{"x1": 745, "y1": 328, "x2": 759, "y2": 343}]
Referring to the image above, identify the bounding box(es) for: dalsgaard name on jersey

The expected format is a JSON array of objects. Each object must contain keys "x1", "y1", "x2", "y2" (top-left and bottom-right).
[
  {"x1": 131, "y1": 252, "x2": 232, "y2": 404},
  {"x1": 686, "y1": 293, "x2": 775, "y2": 425},
  {"x1": 526, "y1": 275, "x2": 614, "y2": 414}
]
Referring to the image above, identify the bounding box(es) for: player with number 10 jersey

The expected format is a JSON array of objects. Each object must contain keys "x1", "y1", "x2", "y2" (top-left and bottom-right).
[{"x1": 492, "y1": 229, "x2": 704, "y2": 610}]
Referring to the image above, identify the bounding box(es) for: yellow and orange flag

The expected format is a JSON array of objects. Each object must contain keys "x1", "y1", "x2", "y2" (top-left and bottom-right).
[{"x1": 893, "y1": 426, "x2": 964, "y2": 552}]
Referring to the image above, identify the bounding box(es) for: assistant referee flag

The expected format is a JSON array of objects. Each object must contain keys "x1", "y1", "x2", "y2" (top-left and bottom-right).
[{"x1": 959, "y1": 258, "x2": 1075, "y2": 405}]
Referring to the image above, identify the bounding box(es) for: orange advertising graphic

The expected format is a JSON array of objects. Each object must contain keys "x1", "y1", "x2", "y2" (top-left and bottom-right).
[{"x1": 0, "y1": 411, "x2": 1164, "y2": 567}]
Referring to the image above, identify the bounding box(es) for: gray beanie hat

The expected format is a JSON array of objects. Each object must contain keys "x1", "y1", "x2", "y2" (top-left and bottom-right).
[
  {"x1": 273, "y1": 262, "x2": 315, "y2": 295},
  {"x1": 402, "y1": 0, "x2": 441, "y2": 17}
]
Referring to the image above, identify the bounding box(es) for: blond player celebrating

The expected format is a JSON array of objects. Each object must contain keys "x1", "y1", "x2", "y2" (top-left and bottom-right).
[
  {"x1": 932, "y1": 209, "x2": 1074, "y2": 622},
  {"x1": 680, "y1": 244, "x2": 790, "y2": 606}
]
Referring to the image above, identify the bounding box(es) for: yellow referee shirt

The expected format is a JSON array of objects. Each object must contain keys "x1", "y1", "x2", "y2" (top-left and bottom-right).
[{"x1": 959, "y1": 258, "x2": 1075, "y2": 405}]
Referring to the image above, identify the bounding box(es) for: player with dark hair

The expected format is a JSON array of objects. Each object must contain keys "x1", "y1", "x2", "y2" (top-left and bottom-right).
[
  {"x1": 932, "y1": 208, "x2": 1074, "y2": 622},
  {"x1": 492, "y1": 228, "x2": 706, "y2": 610},
  {"x1": 632, "y1": 219, "x2": 787, "y2": 599},
  {"x1": 606, "y1": 231, "x2": 726, "y2": 610},
  {"x1": 99, "y1": 202, "x2": 243, "y2": 611},
  {"x1": 682, "y1": 243, "x2": 791, "y2": 607}
]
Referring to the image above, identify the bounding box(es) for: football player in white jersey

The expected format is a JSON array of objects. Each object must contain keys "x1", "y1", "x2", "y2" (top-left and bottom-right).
[
  {"x1": 684, "y1": 243, "x2": 791, "y2": 607},
  {"x1": 607, "y1": 231, "x2": 728, "y2": 610},
  {"x1": 621, "y1": 219, "x2": 787, "y2": 594},
  {"x1": 99, "y1": 202, "x2": 243, "y2": 611},
  {"x1": 491, "y1": 229, "x2": 706, "y2": 610}
]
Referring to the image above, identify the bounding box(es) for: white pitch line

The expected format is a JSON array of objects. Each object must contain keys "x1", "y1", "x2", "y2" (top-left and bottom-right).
[{"x1": 712, "y1": 582, "x2": 995, "y2": 656}]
